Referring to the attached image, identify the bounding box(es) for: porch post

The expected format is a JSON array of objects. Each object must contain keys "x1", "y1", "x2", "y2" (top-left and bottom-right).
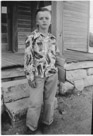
[
  {"x1": 12, "y1": 2, "x2": 18, "y2": 52},
  {"x1": 51, "y1": 1, "x2": 64, "y2": 55},
  {"x1": 7, "y1": 2, "x2": 18, "y2": 52}
]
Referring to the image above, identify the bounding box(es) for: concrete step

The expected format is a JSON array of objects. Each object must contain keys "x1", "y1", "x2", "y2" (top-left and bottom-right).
[{"x1": 2, "y1": 79, "x2": 30, "y2": 103}]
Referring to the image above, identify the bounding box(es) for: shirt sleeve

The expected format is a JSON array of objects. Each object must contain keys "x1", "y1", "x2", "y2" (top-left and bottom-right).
[{"x1": 24, "y1": 36, "x2": 35, "y2": 81}]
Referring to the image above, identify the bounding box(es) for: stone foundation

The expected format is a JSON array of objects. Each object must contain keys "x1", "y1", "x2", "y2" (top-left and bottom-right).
[{"x1": 59, "y1": 61, "x2": 93, "y2": 94}]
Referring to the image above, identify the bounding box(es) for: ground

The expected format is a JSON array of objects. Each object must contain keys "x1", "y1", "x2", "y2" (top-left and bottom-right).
[{"x1": 2, "y1": 86, "x2": 92, "y2": 135}]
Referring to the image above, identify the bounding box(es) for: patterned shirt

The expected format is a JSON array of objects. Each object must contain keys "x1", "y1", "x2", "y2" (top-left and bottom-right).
[{"x1": 24, "y1": 29, "x2": 60, "y2": 81}]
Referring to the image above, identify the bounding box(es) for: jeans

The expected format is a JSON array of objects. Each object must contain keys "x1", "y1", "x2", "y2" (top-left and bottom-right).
[{"x1": 26, "y1": 73, "x2": 58, "y2": 131}]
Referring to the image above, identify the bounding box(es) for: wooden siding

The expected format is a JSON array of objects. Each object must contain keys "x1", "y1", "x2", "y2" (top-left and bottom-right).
[
  {"x1": 1, "y1": 11, "x2": 8, "y2": 51},
  {"x1": 17, "y1": 2, "x2": 31, "y2": 49},
  {"x1": 63, "y1": 1, "x2": 89, "y2": 52}
]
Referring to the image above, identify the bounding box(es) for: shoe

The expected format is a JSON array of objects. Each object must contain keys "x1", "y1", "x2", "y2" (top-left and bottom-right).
[
  {"x1": 40, "y1": 123, "x2": 51, "y2": 134},
  {"x1": 26, "y1": 127, "x2": 42, "y2": 135}
]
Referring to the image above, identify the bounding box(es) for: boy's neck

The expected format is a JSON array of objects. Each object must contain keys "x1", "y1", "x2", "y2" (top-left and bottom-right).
[{"x1": 38, "y1": 28, "x2": 49, "y2": 36}]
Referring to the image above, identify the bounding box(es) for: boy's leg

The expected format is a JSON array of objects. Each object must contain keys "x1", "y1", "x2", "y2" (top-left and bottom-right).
[
  {"x1": 42, "y1": 73, "x2": 58, "y2": 125},
  {"x1": 26, "y1": 78, "x2": 44, "y2": 131}
]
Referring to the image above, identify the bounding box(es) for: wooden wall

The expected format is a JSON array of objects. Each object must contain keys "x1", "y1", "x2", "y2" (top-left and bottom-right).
[
  {"x1": 17, "y1": 2, "x2": 32, "y2": 49},
  {"x1": 63, "y1": 1, "x2": 89, "y2": 52},
  {"x1": 1, "y1": 3, "x2": 8, "y2": 51}
]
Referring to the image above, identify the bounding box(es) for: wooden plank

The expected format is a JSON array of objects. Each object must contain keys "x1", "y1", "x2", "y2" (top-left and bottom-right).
[
  {"x1": 63, "y1": 1, "x2": 89, "y2": 52},
  {"x1": 18, "y1": 28, "x2": 31, "y2": 32},
  {"x1": 18, "y1": 5, "x2": 31, "y2": 10},
  {"x1": 64, "y1": 16, "x2": 88, "y2": 23},
  {"x1": 64, "y1": 35, "x2": 87, "y2": 39},
  {"x1": 64, "y1": 61, "x2": 93, "y2": 70},
  {"x1": 64, "y1": 50, "x2": 93, "y2": 62},
  {"x1": 18, "y1": 24, "x2": 31, "y2": 28},
  {"x1": 64, "y1": 38, "x2": 87, "y2": 42},
  {"x1": 64, "y1": 1, "x2": 89, "y2": 7},
  {"x1": 64, "y1": 10, "x2": 88, "y2": 19},
  {"x1": 18, "y1": 15, "x2": 31, "y2": 20},
  {"x1": 18, "y1": 11, "x2": 31, "y2": 16},
  {"x1": 18, "y1": 19, "x2": 31, "y2": 23},
  {"x1": 12, "y1": 3, "x2": 18, "y2": 52},
  {"x1": 2, "y1": 68, "x2": 24, "y2": 79},
  {"x1": 1, "y1": 33, "x2": 8, "y2": 43},
  {"x1": 18, "y1": 9, "x2": 31, "y2": 13},
  {"x1": 63, "y1": 22, "x2": 88, "y2": 29},
  {"x1": 64, "y1": 12, "x2": 88, "y2": 21},
  {"x1": 64, "y1": 1, "x2": 88, "y2": 7},
  {"x1": 64, "y1": 44, "x2": 87, "y2": 52},
  {"x1": 64, "y1": 2, "x2": 89, "y2": 13}
]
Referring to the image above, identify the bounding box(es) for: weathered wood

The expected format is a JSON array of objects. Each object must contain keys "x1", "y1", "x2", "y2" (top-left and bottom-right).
[
  {"x1": 66, "y1": 69, "x2": 87, "y2": 82},
  {"x1": 2, "y1": 68, "x2": 24, "y2": 79},
  {"x1": 64, "y1": 61, "x2": 93, "y2": 70},
  {"x1": 17, "y1": 1, "x2": 31, "y2": 49},
  {"x1": 51, "y1": 1, "x2": 63, "y2": 54},
  {"x1": 63, "y1": 1, "x2": 89, "y2": 52},
  {"x1": 12, "y1": 2, "x2": 18, "y2": 52},
  {"x1": 64, "y1": 50, "x2": 93, "y2": 62}
]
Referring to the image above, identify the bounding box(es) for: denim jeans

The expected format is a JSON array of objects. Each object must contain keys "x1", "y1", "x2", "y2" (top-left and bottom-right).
[{"x1": 26, "y1": 73, "x2": 58, "y2": 131}]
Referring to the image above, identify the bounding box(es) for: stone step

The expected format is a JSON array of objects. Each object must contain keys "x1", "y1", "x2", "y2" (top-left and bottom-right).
[
  {"x1": 2, "y1": 79, "x2": 30, "y2": 103},
  {"x1": 87, "y1": 68, "x2": 93, "y2": 76},
  {"x1": 66, "y1": 69, "x2": 87, "y2": 83},
  {"x1": 5, "y1": 97, "x2": 58, "y2": 122},
  {"x1": 74, "y1": 75, "x2": 93, "y2": 91},
  {"x1": 59, "y1": 81, "x2": 74, "y2": 95},
  {"x1": 5, "y1": 98, "x2": 29, "y2": 122}
]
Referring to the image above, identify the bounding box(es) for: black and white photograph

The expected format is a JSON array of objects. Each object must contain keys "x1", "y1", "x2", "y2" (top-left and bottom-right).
[{"x1": 1, "y1": 0, "x2": 93, "y2": 134}]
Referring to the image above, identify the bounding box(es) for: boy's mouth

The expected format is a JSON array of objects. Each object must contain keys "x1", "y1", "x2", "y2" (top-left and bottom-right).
[{"x1": 43, "y1": 24, "x2": 47, "y2": 25}]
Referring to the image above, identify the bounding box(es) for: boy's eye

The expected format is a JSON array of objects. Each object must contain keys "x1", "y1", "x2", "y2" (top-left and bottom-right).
[
  {"x1": 39, "y1": 17, "x2": 49, "y2": 20},
  {"x1": 45, "y1": 17, "x2": 49, "y2": 20},
  {"x1": 40, "y1": 17, "x2": 43, "y2": 20}
]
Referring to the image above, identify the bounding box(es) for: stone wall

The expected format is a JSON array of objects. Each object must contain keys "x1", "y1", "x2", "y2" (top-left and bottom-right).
[{"x1": 59, "y1": 61, "x2": 93, "y2": 94}]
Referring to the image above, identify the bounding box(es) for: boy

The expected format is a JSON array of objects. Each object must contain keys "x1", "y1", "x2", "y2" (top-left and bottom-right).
[{"x1": 24, "y1": 8, "x2": 60, "y2": 134}]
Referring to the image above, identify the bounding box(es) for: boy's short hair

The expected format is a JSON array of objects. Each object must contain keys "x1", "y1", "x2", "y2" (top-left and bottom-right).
[{"x1": 35, "y1": 7, "x2": 51, "y2": 17}]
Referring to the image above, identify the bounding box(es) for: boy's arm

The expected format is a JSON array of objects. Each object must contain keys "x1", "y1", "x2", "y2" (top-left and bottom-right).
[{"x1": 24, "y1": 36, "x2": 35, "y2": 82}]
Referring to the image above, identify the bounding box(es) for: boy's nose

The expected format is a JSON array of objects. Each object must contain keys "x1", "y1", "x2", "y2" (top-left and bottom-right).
[{"x1": 43, "y1": 18, "x2": 46, "y2": 22}]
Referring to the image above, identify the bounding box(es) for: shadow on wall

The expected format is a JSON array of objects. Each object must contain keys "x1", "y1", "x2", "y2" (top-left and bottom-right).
[
  {"x1": 89, "y1": 32, "x2": 93, "y2": 47},
  {"x1": 89, "y1": 32, "x2": 93, "y2": 53}
]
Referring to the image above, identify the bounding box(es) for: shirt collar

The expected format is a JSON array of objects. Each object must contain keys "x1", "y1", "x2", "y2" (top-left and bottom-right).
[{"x1": 33, "y1": 29, "x2": 50, "y2": 39}]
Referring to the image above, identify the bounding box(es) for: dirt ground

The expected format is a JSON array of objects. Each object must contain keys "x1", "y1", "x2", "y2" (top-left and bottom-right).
[
  {"x1": 2, "y1": 86, "x2": 92, "y2": 135},
  {"x1": 47, "y1": 86, "x2": 92, "y2": 134}
]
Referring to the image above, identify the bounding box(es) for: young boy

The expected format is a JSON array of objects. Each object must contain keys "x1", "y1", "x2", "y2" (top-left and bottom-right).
[{"x1": 24, "y1": 8, "x2": 60, "y2": 134}]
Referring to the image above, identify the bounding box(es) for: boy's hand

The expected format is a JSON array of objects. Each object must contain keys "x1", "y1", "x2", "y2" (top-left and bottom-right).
[{"x1": 28, "y1": 80, "x2": 37, "y2": 88}]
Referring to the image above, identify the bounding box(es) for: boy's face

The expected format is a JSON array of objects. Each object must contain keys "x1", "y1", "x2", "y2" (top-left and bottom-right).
[{"x1": 36, "y1": 11, "x2": 51, "y2": 30}]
